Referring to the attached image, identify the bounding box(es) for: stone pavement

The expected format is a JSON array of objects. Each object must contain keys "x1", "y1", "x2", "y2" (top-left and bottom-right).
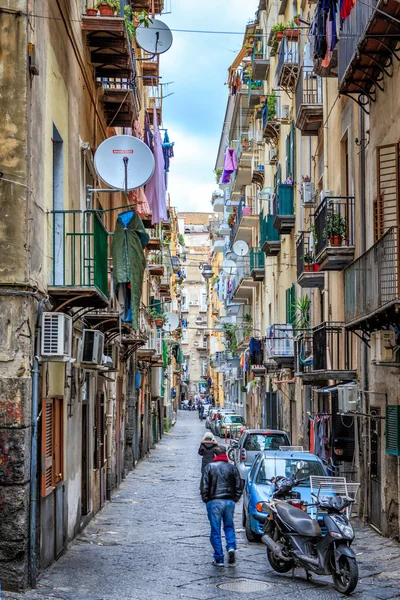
[{"x1": 3, "y1": 411, "x2": 400, "y2": 600}]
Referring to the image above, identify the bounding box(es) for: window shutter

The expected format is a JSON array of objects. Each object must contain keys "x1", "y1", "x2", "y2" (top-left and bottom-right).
[
  {"x1": 41, "y1": 399, "x2": 54, "y2": 497},
  {"x1": 377, "y1": 144, "x2": 399, "y2": 233},
  {"x1": 286, "y1": 285, "x2": 296, "y2": 324},
  {"x1": 290, "y1": 121, "x2": 295, "y2": 182},
  {"x1": 373, "y1": 196, "x2": 384, "y2": 242},
  {"x1": 53, "y1": 397, "x2": 63, "y2": 484},
  {"x1": 386, "y1": 405, "x2": 400, "y2": 456}
]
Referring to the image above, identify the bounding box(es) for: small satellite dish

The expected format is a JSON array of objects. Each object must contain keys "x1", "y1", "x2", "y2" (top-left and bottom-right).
[
  {"x1": 225, "y1": 251, "x2": 238, "y2": 262},
  {"x1": 163, "y1": 312, "x2": 179, "y2": 333},
  {"x1": 233, "y1": 240, "x2": 249, "y2": 257},
  {"x1": 94, "y1": 135, "x2": 155, "y2": 191},
  {"x1": 136, "y1": 20, "x2": 173, "y2": 55},
  {"x1": 222, "y1": 259, "x2": 236, "y2": 275}
]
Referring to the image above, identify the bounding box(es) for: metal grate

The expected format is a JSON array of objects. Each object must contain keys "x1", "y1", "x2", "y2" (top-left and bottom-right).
[{"x1": 218, "y1": 579, "x2": 272, "y2": 592}]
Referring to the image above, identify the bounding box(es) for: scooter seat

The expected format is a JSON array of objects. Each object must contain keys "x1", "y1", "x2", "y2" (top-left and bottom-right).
[{"x1": 276, "y1": 502, "x2": 322, "y2": 537}]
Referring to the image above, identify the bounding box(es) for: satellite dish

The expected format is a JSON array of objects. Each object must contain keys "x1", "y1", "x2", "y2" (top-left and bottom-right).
[
  {"x1": 225, "y1": 251, "x2": 238, "y2": 262},
  {"x1": 222, "y1": 259, "x2": 236, "y2": 275},
  {"x1": 136, "y1": 20, "x2": 173, "y2": 55},
  {"x1": 163, "y1": 312, "x2": 179, "y2": 333},
  {"x1": 94, "y1": 135, "x2": 155, "y2": 191},
  {"x1": 233, "y1": 240, "x2": 249, "y2": 256}
]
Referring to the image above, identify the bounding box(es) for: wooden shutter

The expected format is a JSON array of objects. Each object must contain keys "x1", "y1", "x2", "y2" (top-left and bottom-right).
[
  {"x1": 386, "y1": 405, "x2": 400, "y2": 456},
  {"x1": 94, "y1": 392, "x2": 102, "y2": 469},
  {"x1": 286, "y1": 285, "x2": 296, "y2": 324},
  {"x1": 42, "y1": 399, "x2": 54, "y2": 497},
  {"x1": 373, "y1": 195, "x2": 384, "y2": 242},
  {"x1": 377, "y1": 144, "x2": 400, "y2": 234},
  {"x1": 53, "y1": 397, "x2": 63, "y2": 484}
]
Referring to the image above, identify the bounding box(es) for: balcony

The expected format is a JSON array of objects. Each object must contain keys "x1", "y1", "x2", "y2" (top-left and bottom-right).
[
  {"x1": 273, "y1": 184, "x2": 295, "y2": 234},
  {"x1": 296, "y1": 231, "x2": 325, "y2": 289},
  {"x1": 147, "y1": 250, "x2": 164, "y2": 276},
  {"x1": 314, "y1": 196, "x2": 355, "y2": 270},
  {"x1": 295, "y1": 68, "x2": 323, "y2": 136},
  {"x1": 82, "y1": 11, "x2": 140, "y2": 127},
  {"x1": 260, "y1": 211, "x2": 280, "y2": 256},
  {"x1": 248, "y1": 80, "x2": 265, "y2": 107},
  {"x1": 130, "y1": 0, "x2": 164, "y2": 12},
  {"x1": 141, "y1": 54, "x2": 159, "y2": 86},
  {"x1": 171, "y1": 255, "x2": 180, "y2": 273},
  {"x1": 147, "y1": 223, "x2": 162, "y2": 250},
  {"x1": 276, "y1": 38, "x2": 300, "y2": 93},
  {"x1": 251, "y1": 43, "x2": 270, "y2": 80},
  {"x1": 159, "y1": 275, "x2": 172, "y2": 300},
  {"x1": 229, "y1": 198, "x2": 258, "y2": 246},
  {"x1": 262, "y1": 101, "x2": 281, "y2": 145},
  {"x1": 48, "y1": 210, "x2": 109, "y2": 309},
  {"x1": 211, "y1": 191, "x2": 224, "y2": 212},
  {"x1": 249, "y1": 248, "x2": 265, "y2": 281},
  {"x1": 345, "y1": 227, "x2": 400, "y2": 331},
  {"x1": 338, "y1": 0, "x2": 400, "y2": 99},
  {"x1": 212, "y1": 237, "x2": 226, "y2": 253},
  {"x1": 227, "y1": 260, "x2": 258, "y2": 303},
  {"x1": 295, "y1": 323, "x2": 356, "y2": 383},
  {"x1": 265, "y1": 324, "x2": 294, "y2": 367}
]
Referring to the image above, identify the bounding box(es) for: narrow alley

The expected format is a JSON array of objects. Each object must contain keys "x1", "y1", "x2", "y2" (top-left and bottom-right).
[{"x1": 4, "y1": 412, "x2": 400, "y2": 600}]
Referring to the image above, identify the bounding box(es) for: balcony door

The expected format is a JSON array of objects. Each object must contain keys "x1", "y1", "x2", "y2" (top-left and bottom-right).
[
  {"x1": 369, "y1": 409, "x2": 382, "y2": 531},
  {"x1": 52, "y1": 125, "x2": 64, "y2": 285},
  {"x1": 375, "y1": 143, "x2": 400, "y2": 241}
]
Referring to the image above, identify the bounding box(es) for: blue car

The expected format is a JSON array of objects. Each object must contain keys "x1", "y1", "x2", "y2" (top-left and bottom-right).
[{"x1": 242, "y1": 451, "x2": 327, "y2": 542}]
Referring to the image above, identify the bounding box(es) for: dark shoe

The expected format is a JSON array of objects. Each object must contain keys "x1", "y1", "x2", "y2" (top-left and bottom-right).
[
  {"x1": 212, "y1": 559, "x2": 224, "y2": 567},
  {"x1": 228, "y1": 548, "x2": 236, "y2": 566}
]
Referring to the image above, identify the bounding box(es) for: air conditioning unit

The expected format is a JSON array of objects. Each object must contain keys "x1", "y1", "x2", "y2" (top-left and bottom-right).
[
  {"x1": 371, "y1": 330, "x2": 397, "y2": 363},
  {"x1": 190, "y1": 300, "x2": 199, "y2": 306},
  {"x1": 338, "y1": 384, "x2": 359, "y2": 413},
  {"x1": 302, "y1": 181, "x2": 315, "y2": 205},
  {"x1": 320, "y1": 189, "x2": 333, "y2": 202},
  {"x1": 40, "y1": 312, "x2": 72, "y2": 361},
  {"x1": 80, "y1": 330, "x2": 104, "y2": 366},
  {"x1": 196, "y1": 329, "x2": 201, "y2": 336},
  {"x1": 103, "y1": 344, "x2": 119, "y2": 371},
  {"x1": 269, "y1": 148, "x2": 278, "y2": 164}
]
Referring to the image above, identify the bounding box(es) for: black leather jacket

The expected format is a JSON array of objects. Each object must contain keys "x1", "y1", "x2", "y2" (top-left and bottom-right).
[{"x1": 201, "y1": 458, "x2": 243, "y2": 504}]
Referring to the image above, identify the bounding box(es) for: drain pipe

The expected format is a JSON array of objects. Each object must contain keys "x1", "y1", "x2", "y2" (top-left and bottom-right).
[{"x1": 30, "y1": 297, "x2": 46, "y2": 588}]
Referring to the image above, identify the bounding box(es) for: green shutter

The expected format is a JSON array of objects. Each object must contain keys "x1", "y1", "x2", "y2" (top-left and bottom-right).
[
  {"x1": 286, "y1": 285, "x2": 296, "y2": 324},
  {"x1": 386, "y1": 405, "x2": 400, "y2": 456},
  {"x1": 285, "y1": 121, "x2": 296, "y2": 181}
]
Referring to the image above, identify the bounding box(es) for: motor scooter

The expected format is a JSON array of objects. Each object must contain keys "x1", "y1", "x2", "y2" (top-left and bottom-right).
[{"x1": 262, "y1": 470, "x2": 358, "y2": 595}]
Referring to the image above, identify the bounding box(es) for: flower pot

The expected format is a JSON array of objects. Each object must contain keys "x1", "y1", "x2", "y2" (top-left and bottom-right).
[
  {"x1": 242, "y1": 142, "x2": 248, "y2": 149},
  {"x1": 87, "y1": 8, "x2": 98, "y2": 15},
  {"x1": 98, "y1": 4, "x2": 115, "y2": 16},
  {"x1": 284, "y1": 29, "x2": 299, "y2": 40},
  {"x1": 312, "y1": 263, "x2": 319, "y2": 271},
  {"x1": 294, "y1": 17, "x2": 301, "y2": 26},
  {"x1": 329, "y1": 235, "x2": 343, "y2": 246},
  {"x1": 304, "y1": 264, "x2": 311, "y2": 272},
  {"x1": 275, "y1": 31, "x2": 283, "y2": 41},
  {"x1": 155, "y1": 318, "x2": 164, "y2": 328}
]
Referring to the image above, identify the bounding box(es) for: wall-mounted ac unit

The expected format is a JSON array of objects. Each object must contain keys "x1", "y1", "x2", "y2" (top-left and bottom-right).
[
  {"x1": 103, "y1": 344, "x2": 119, "y2": 371},
  {"x1": 302, "y1": 181, "x2": 315, "y2": 205},
  {"x1": 320, "y1": 189, "x2": 333, "y2": 202},
  {"x1": 196, "y1": 329, "x2": 201, "y2": 336},
  {"x1": 269, "y1": 148, "x2": 278, "y2": 164},
  {"x1": 189, "y1": 300, "x2": 199, "y2": 306},
  {"x1": 80, "y1": 330, "x2": 104, "y2": 366},
  {"x1": 40, "y1": 312, "x2": 73, "y2": 361},
  {"x1": 371, "y1": 330, "x2": 397, "y2": 363},
  {"x1": 337, "y1": 384, "x2": 359, "y2": 413}
]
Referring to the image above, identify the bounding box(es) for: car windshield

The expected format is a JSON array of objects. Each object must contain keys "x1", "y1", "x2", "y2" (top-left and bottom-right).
[
  {"x1": 256, "y1": 458, "x2": 325, "y2": 487},
  {"x1": 224, "y1": 416, "x2": 244, "y2": 424},
  {"x1": 244, "y1": 434, "x2": 288, "y2": 451}
]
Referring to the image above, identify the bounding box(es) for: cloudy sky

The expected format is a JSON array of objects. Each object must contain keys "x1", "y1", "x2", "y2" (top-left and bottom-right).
[{"x1": 159, "y1": 0, "x2": 258, "y2": 213}]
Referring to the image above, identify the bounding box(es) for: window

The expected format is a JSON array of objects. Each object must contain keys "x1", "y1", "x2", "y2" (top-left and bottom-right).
[
  {"x1": 181, "y1": 292, "x2": 188, "y2": 311},
  {"x1": 285, "y1": 121, "x2": 296, "y2": 181},
  {"x1": 375, "y1": 143, "x2": 400, "y2": 241},
  {"x1": 256, "y1": 458, "x2": 325, "y2": 485},
  {"x1": 181, "y1": 328, "x2": 188, "y2": 344},
  {"x1": 286, "y1": 285, "x2": 296, "y2": 324},
  {"x1": 94, "y1": 392, "x2": 106, "y2": 469},
  {"x1": 41, "y1": 397, "x2": 63, "y2": 497},
  {"x1": 244, "y1": 433, "x2": 290, "y2": 451},
  {"x1": 200, "y1": 292, "x2": 207, "y2": 312},
  {"x1": 52, "y1": 125, "x2": 64, "y2": 285}
]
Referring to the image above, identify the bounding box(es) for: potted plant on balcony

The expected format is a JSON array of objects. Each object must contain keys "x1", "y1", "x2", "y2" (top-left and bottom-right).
[
  {"x1": 146, "y1": 307, "x2": 158, "y2": 325},
  {"x1": 86, "y1": 1, "x2": 98, "y2": 15},
  {"x1": 326, "y1": 213, "x2": 347, "y2": 246},
  {"x1": 284, "y1": 20, "x2": 299, "y2": 41},
  {"x1": 228, "y1": 212, "x2": 236, "y2": 228},
  {"x1": 123, "y1": 5, "x2": 153, "y2": 39},
  {"x1": 95, "y1": 1, "x2": 119, "y2": 16},
  {"x1": 293, "y1": 295, "x2": 311, "y2": 330},
  {"x1": 294, "y1": 14, "x2": 301, "y2": 26},
  {"x1": 303, "y1": 252, "x2": 314, "y2": 271},
  {"x1": 241, "y1": 136, "x2": 249, "y2": 150},
  {"x1": 271, "y1": 23, "x2": 285, "y2": 45},
  {"x1": 154, "y1": 313, "x2": 166, "y2": 328}
]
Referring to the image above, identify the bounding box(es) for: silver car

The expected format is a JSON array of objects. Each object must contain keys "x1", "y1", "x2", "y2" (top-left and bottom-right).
[{"x1": 230, "y1": 429, "x2": 291, "y2": 480}]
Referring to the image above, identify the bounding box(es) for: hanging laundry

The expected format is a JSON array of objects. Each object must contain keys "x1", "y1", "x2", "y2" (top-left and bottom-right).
[
  {"x1": 221, "y1": 148, "x2": 238, "y2": 184},
  {"x1": 162, "y1": 131, "x2": 175, "y2": 173},
  {"x1": 145, "y1": 107, "x2": 168, "y2": 225}
]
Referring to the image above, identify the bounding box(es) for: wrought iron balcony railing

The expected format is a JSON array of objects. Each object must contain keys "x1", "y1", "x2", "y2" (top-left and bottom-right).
[
  {"x1": 250, "y1": 248, "x2": 265, "y2": 271},
  {"x1": 229, "y1": 197, "x2": 256, "y2": 247},
  {"x1": 273, "y1": 184, "x2": 295, "y2": 234},
  {"x1": 345, "y1": 227, "x2": 400, "y2": 328},
  {"x1": 265, "y1": 324, "x2": 294, "y2": 360},
  {"x1": 295, "y1": 67, "x2": 323, "y2": 135},
  {"x1": 296, "y1": 231, "x2": 324, "y2": 288},
  {"x1": 50, "y1": 210, "x2": 109, "y2": 299},
  {"x1": 260, "y1": 211, "x2": 280, "y2": 255},
  {"x1": 276, "y1": 38, "x2": 300, "y2": 92},
  {"x1": 314, "y1": 196, "x2": 355, "y2": 269}
]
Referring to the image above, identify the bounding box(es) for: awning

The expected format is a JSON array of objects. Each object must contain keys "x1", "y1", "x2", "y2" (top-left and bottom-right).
[{"x1": 228, "y1": 46, "x2": 247, "y2": 85}]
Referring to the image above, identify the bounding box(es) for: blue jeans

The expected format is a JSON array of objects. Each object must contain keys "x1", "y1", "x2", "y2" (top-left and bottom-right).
[{"x1": 206, "y1": 499, "x2": 237, "y2": 561}]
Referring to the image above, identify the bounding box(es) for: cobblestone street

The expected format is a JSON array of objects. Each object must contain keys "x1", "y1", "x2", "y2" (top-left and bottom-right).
[{"x1": 4, "y1": 412, "x2": 400, "y2": 600}]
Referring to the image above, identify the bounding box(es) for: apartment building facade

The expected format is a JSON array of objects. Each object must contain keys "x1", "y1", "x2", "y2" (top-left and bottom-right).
[
  {"x1": 0, "y1": 0, "x2": 183, "y2": 590},
  {"x1": 209, "y1": 0, "x2": 400, "y2": 540}
]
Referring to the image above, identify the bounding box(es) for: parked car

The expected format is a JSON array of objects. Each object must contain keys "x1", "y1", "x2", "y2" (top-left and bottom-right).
[
  {"x1": 210, "y1": 409, "x2": 235, "y2": 435},
  {"x1": 205, "y1": 408, "x2": 218, "y2": 430},
  {"x1": 230, "y1": 429, "x2": 291, "y2": 480},
  {"x1": 242, "y1": 451, "x2": 327, "y2": 542},
  {"x1": 217, "y1": 414, "x2": 245, "y2": 438}
]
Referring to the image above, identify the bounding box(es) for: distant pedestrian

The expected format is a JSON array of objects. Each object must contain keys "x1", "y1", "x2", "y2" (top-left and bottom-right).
[
  {"x1": 198, "y1": 402, "x2": 205, "y2": 421},
  {"x1": 200, "y1": 445, "x2": 243, "y2": 567},
  {"x1": 198, "y1": 432, "x2": 218, "y2": 474}
]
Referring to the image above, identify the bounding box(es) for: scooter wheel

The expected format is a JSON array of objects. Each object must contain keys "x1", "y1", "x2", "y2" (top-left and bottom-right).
[
  {"x1": 267, "y1": 549, "x2": 294, "y2": 573},
  {"x1": 332, "y1": 556, "x2": 358, "y2": 594}
]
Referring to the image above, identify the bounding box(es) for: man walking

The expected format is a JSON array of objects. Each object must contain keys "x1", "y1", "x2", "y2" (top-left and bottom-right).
[{"x1": 201, "y1": 445, "x2": 243, "y2": 567}]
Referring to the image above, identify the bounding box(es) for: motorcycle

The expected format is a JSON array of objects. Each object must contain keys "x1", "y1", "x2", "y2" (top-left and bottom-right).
[{"x1": 261, "y1": 470, "x2": 358, "y2": 595}]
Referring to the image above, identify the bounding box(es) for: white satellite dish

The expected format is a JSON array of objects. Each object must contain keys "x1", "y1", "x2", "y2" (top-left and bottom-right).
[
  {"x1": 94, "y1": 135, "x2": 155, "y2": 192},
  {"x1": 233, "y1": 240, "x2": 249, "y2": 256},
  {"x1": 136, "y1": 20, "x2": 173, "y2": 55},
  {"x1": 163, "y1": 312, "x2": 179, "y2": 333},
  {"x1": 225, "y1": 251, "x2": 238, "y2": 262},
  {"x1": 222, "y1": 259, "x2": 236, "y2": 275}
]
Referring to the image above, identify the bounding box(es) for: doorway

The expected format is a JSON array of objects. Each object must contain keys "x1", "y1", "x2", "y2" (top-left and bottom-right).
[{"x1": 370, "y1": 409, "x2": 382, "y2": 531}]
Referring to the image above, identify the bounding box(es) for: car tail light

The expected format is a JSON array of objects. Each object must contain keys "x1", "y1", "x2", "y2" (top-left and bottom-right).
[{"x1": 240, "y1": 449, "x2": 246, "y2": 462}]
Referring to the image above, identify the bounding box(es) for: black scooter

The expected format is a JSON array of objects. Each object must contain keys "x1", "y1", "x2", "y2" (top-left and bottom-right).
[{"x1": 262, "y1": 473, "x2": 358, "y2": 595}]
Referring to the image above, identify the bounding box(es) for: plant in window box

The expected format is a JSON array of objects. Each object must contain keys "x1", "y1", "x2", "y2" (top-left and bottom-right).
[
  {"x1": 124, "y1": 5, "x2": 153, "y2": 39},
  {"x1": 302, "y1": 252, "x2": 314, "y2": 271},
  {"x1": 326, "y1": 213, "x2": 347, "y2": 246},
  {"x1": 294, "y1": 14, "x2": 301, "y2": 26},
  {"x1": 154, "y1": 313, "x2": 166, "y2": 328},
  {"x1": 271, "y1": 23, "x2": 285, "y2": 45},
  {"x1": 284, "y1": 20, "x2": 299, "y2": 40},
  {"x1": 95, "y1": 1, "x2": 119, "y2": 16},
  {"x1": 86, "y1": 1, "x2": 98, "y2": 15},
  {"x1": 145, "y1": 307, "x2": 159, "y2": 325}
]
